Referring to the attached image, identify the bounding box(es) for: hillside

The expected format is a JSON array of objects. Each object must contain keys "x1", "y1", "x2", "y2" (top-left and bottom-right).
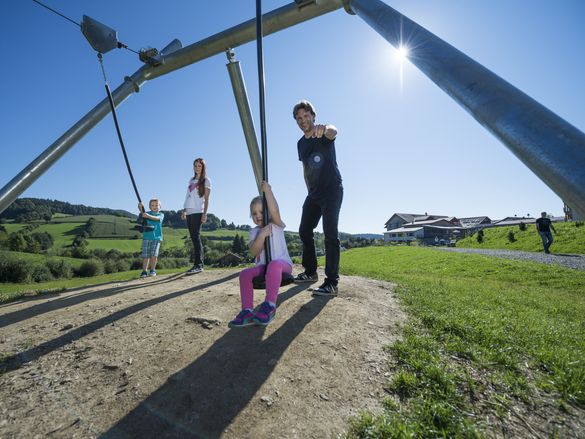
[{"x1": 456, "y1": 221, "x2": 585, "y2": 254}]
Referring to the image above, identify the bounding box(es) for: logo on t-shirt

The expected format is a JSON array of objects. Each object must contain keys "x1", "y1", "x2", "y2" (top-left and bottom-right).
[{"x1": 309, "y1": 152, "x2": 324, "y2": 169}]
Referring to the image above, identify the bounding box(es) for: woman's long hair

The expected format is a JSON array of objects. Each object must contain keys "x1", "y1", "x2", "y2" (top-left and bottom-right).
[{"x1": 193, "y1": 158, "x2": 207, "y2": 198}]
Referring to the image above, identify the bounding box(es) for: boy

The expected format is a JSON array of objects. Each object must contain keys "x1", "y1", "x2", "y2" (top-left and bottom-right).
[{"x1": 138, "y1": 198, "x2": 164, "y2": 278}]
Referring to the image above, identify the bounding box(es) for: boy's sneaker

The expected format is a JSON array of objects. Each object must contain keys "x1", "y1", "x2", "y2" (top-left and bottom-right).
[
  {"x1": 186, "y1": 266, "x2": 203, "y2": 275},
  {"x1": 149, "y1": 269, "x2": 157, "y2": 277},
  {"x1": 253, "y1": 301, "x2": 276, "y2": 326},
  {"x1": 140, "y1": 270, "x2": 148, "y2": 279},
  {"x1": 312, "y1": 281, "x2": 338, "y2": 297},
  {"x1": 294, "y1": 272, "x2": 318, "y2": 283},
  {"x1": 228, "y1": 309, "x2": 255, "y2": 328}
]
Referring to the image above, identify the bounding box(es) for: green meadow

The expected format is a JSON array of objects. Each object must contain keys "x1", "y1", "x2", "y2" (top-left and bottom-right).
[
  {"x1": 456, "y1": 221, "x2": 585, "y2": 254},
  {"x1": 340, "y1": 246, "x2": 585, "y2": 437}
]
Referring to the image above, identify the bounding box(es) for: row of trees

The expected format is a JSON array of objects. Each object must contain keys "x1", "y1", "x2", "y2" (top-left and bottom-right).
[{"x1": 0, "y1": 198, "x2": 252, "y2": 232}]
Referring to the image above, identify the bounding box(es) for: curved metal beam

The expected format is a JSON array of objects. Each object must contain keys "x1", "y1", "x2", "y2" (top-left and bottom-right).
[{"x1": 349, "y1": 0, "x2": 585, "y2": 218}]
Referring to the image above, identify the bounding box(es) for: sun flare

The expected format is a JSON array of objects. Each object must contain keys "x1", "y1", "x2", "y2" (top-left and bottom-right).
[{"x1": 397, "y1": 45, "x2": 409, "y2": 61}]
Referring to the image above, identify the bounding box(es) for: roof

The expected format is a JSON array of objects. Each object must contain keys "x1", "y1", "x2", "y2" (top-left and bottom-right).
[
  {"x1": 459, "y1": 216, "x2": 492, "y2": 227},
  {"x1": 384, "y1": 227, "x2": 424, "y2": 233},
  {"x1": 384, "y1": 213, "x2": 425, "y2": 225}
]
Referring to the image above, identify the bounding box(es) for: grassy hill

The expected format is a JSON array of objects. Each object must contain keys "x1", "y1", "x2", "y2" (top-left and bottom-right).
[
  {"x1": 456, "y1": 221, "x2": 585, "y2": 254},
  {"x1": 1, "y1": 214, "x2": 253, "y2": 253}
]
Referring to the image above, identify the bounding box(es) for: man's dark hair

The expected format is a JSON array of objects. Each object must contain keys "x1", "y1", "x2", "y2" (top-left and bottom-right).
[{"x1": 293, "y1": 100, "x2": 316, "y2": 119}]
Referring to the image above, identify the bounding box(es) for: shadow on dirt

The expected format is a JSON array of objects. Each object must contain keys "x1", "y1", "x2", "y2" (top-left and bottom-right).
[
  {"x1": 101, "y1": 284, "x2": 328, "y2": 439},
  {"x1": 1, "y1": 274, "x2": 238, "y2": 372},
  {"x1": 0, "y1": 274, "x2": 185, "y2": 328}
]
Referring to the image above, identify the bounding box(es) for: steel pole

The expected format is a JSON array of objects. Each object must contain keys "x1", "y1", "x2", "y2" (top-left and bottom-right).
[
  {"x1": 225, "y1": 50, "x2": 263, "y2": 194},
  {"x1": 0, "y1": 68, "x2": 148, "y2": 215},
  {"x1": 145, "y1": 0, "x2": 345, "y2": 81},
  {"x1": 349, "y1": 0, "x2": 585, "y2": 218}
]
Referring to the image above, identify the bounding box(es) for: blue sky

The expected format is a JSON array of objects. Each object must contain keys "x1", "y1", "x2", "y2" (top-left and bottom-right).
[{"x1": 1, "y1": 1, "x2": 584, "y2": 234}]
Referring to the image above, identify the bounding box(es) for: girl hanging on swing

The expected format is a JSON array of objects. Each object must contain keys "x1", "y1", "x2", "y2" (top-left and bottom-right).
[
  {"x1": 181, "y1": 157, "x2": 212, "y2": 274},
  {"x1": 229, "y1": 181, "x2": 293, "y2": 328}
]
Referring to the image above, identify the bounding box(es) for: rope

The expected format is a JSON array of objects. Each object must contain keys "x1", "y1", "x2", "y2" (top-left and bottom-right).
[
  {"x1": 97, "y1": 53, "x2": 143, "y2": 206},
  {"x1": 256, "y1": 0, "x2": 272, "y2": 265}
]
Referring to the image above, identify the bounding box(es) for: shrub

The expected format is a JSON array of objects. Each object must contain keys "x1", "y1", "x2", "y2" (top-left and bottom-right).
[
  {"x1": 46, "y1": 259, "x2": 73, "y2": 279},
  {"x1": 31, "y1": 264, "x2": 54, "y2": 282},
  {"x1": 476, "y1": 230, "x2": 484, "y2": 244},
  {"x1": 130, "y1": 259, "x2": 143, "y2": 270},
  {"x1": 507, "y1": 230, "x2": 516, "y2": 242},
  {"x1": 76, "y1": 259, "x2": 104, "y2": 277},
  {"x1": 0, "y1": 255, "x2": 31, "y2": 283},
  {"x1": 576, "y1": 221, "x2": 584, "y2": 228},
  {"x1": 518, "y1": 222, "x2": 527, "y2": 231}
]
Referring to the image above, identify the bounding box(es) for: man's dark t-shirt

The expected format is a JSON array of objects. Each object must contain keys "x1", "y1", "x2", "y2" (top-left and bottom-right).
[
  {"x1": 297, "y1": 135, "x2": 342, "y2": 202},
  {"x1": 536, "y1": 217, "x2": 553, "y2": 232}
]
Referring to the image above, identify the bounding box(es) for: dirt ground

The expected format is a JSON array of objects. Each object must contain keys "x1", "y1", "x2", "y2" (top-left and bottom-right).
[{"x1": 0, "y1": 267, "x2": 405, "y2": 438}]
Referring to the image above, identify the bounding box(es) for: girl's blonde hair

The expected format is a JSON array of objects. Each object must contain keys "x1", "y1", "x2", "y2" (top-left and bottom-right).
[{"x1": 249, "y1": 196, "x2": 262, "y2": 217}]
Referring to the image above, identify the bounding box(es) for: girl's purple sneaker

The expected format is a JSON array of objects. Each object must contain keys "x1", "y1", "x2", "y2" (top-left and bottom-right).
[
  {"x1": 253, "y1": 301, "x2": 276, "y2": 326},
  {"x1": 228, "y1": 309, "x2": 255, "y2": 328}
]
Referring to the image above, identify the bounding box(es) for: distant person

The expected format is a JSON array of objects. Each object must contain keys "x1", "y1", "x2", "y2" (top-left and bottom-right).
[
  {"x1": 229, "y1": 181, "x2": 293, "y2": 328},
  {"x1": 181, "y1": 157, "x2": 211, "y2": 274},
  {"x1": 535, "y1": 211, "x2": 556, "y2": 254},
  {"x1": 292, "y1": 100, "x2": 342, "y2": 297},
  {"x1": 138, "y1": 198, "x2": 164, "y2": 278}
]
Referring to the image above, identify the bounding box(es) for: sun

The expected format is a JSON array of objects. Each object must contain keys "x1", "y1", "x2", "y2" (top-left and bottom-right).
[{"x1": 396, "y1": 45, "x2": 409, "y2": 61}]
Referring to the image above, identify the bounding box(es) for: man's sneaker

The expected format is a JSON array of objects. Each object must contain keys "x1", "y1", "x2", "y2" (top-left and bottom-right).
[
  {"x1": 294, "y1": 272, "x2": 318, "y2": 283},
  {"x1": 140, "y1": 270, "x2": 148, "y2": 279},
  {"x1": 312, "y1": 282, "x2": 338, "y2": 297},
  {"x1": 186, "y1": 266, "x2": 203, "y2": 275},
  {"x1": 228, "y1": 309, "x2": 255, "y2": 328},
  {"x1": 149, "y1": 269, "x2": 157, "y2": 277},
  {"x1": 253, "y1": 301, "x2": 276, "y2": 326}
]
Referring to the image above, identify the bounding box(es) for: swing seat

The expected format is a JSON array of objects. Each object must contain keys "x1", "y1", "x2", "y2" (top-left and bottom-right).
[
  {"x1": 252, "y1": 271, "x2": 295, "y2": 290},
  {"x1": 134, "y1": 214, "x2": 155, "y2": 233},
  {"x1": 134, "y1": 224, "x2": 155, "y2": 233}
]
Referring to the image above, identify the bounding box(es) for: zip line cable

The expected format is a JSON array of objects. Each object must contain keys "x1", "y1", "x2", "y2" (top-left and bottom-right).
[
  {"x1": 31, "y1": 0, "x2": 80, "y2": 28},
  {"x1": 31, "y1": 0, "x2": 140, "y2": 55}
]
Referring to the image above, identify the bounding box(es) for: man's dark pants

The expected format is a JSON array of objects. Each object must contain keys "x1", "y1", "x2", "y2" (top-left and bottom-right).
[
  {"x1": 538, "y1": 230, "x2": 553, "y2": 253},
  {"x1": 299, "y1": 189, "x2": 343, "y2": 284}
]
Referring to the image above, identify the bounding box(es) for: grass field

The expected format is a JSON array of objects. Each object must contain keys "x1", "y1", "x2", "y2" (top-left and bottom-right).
[
  {"x1": 456, "y1": 221, "x2": 585, "y2": 254},
  {"x1": 0, "y1": 267, "x2": 182, "y2": 302},
  {"x1": 3, "y1": 232, "x2": 583, "y2": 435},
  {"x1": 340, "y1": 246, "x2": 585, "y2": 437}
]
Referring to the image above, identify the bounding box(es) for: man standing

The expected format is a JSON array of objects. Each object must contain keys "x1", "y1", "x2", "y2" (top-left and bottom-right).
[
  {"x1": 293, "y1": 100, "x2": 343, "y2": 296},
  {"x1": 535, "y1": 211, "x2": 556, "y2": 254}
]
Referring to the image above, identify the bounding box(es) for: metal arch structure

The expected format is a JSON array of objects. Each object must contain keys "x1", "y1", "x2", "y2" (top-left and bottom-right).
[{"x1": 1, "y1": 0, "x2": 584, "y2": 219}]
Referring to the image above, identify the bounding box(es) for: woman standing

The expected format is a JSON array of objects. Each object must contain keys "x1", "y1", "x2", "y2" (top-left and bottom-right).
[{"x1": 181, "y1": 158, "x2": 211, "y2": 274}]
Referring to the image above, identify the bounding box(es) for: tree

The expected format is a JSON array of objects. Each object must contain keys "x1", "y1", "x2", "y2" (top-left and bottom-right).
[
  {"x1": 231, "y1": 234, "x2": 247, "y2": 256},
  {"x1": 8, "y1": 232, "x2": 27, "y2": 252},
  {"x1": 31, "y1": 231, "x2": 54, "y2": 251},
  {"x1": 476, "y1": 229, "x2": 484, "y2": 244}
]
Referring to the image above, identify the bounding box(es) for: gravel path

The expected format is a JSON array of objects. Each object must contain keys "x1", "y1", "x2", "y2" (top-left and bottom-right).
[{"x1": 436, "y1": 247, "x2": 585, "y2": 271}]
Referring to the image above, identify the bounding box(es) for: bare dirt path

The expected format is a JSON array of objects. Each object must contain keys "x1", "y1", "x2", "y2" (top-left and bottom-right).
[{"x1": 0, "y1": 267, "x2": 404, "y2": 438}]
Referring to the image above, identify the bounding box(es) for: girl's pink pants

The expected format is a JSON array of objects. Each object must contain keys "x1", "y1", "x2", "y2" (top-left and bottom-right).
[{"x1": 238, "y1": 259, "x2": 292, "y2": 309}]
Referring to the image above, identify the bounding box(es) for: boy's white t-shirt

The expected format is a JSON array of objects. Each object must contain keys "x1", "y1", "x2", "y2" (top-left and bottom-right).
[
  {"x1": 249, "y1": 223, "x2": 293, "y2": 266},
  {"x1": 183, "y1": 177, "x2": 212, "y2": 214}
]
